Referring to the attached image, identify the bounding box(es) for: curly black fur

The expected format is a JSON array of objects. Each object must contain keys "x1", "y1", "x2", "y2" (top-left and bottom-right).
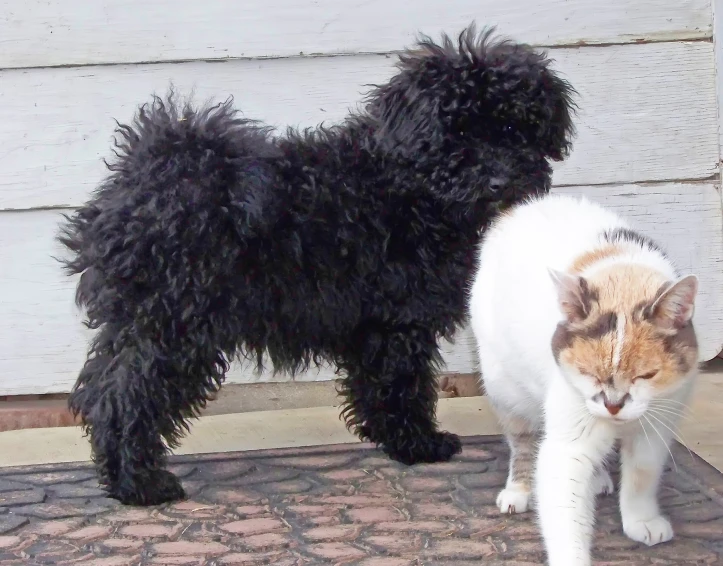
[{"x1": 58, "y1": 25, "x2": 575, "y2": 506}]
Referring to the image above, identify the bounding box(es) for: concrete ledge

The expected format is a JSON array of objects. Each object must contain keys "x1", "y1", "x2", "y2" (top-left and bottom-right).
[
  {"x1": 0, "y1": 396, "x2": 500, "y2": 468},
  {"x1": 0, "y1": 372, "x2": 482, "y2": 432}
]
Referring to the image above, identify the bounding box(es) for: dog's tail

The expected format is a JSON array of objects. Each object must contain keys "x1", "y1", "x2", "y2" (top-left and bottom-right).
[{"x1": 58, "y1": 94, "x2": 280, "y2": 311}]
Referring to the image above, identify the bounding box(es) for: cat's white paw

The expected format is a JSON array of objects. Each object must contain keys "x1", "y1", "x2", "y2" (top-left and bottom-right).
[
  {"x1": 623, "y1": 515, "x2": 674, "y2": 546},
  {"x1": 592, "y1": 468, "x2": 614, "y2": 496},
  {"x1": 496, "y1": 486, "x2": 530, "y2": 514}
]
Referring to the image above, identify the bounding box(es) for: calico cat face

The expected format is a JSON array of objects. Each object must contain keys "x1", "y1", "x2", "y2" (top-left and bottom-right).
[{"x1": 550, "y1": 265, "x2": 699, "y2": 422}]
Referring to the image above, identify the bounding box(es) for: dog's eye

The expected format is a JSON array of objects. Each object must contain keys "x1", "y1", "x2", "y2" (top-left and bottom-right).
[{"x1": 634, "y1": 371, "x2": 658, "y2": 381}]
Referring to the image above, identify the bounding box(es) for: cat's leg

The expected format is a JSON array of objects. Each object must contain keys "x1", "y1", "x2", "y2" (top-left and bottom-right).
[
  {"x1": 619, "y1": 416, "x2": 678, "y2": 546},
  {"x1": 592, "y1": 465, "x2": 614, "y2": 497},
  {"x1": 497, "y1": 414, "x2": 538, "y2": 514},
  {"x1": 536, "y1": 376, "x2": 616, "y2": 566}
]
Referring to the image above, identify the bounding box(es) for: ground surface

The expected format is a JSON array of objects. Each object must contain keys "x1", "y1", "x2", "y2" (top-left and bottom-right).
[{"x1": 0, "y1": 436, "x2": 721, "y2": 565}]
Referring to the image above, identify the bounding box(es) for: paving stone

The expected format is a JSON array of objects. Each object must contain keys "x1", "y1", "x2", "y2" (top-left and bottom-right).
[
  {"x1": 0, "y1": 515, "x2": 29, "y2": 535},
  {"x1": 119, "y1": 523, "x2": 182, "y2": 539},
  {"x1": 64, "y1": 524, "x2": 113, "y2": 542},
  {"x1": 254, "y1": 478, "x2": 313, "y2": 494},
  {"x1": 47, "y1": 483, "x2": 106, "y2": 499},
  {"x1": 231, "y1": 467, "x2": 300, "y2": 486},
  {"x1": 262, "y1": 453, "x2": 359, "y2": 470},
  {"x1": 0, "y1": 437, "x2": 718, "y2": 564},
  {"x1": 398, "y1": 476, "x2": 451, "y2": 492},
  {"x1": 306, "y1": 541, "x2": 366, "y2": 560},
  {"x1": 18, "y1": 517, "x2": 84, "y2": 536},
  {"x1": 0, "y1": 536, "x2": 21, "y2": 549},
  {"x1": 219, "y1": 517, "x2": 287, "y2": 536},
  {"x1": 302, "y1": 524, "x2": 361, "y2": 542},
  {"x1": 364, "y1": 534, "x2": 424, "y2": 554},
  {"x1": 98, "y1": 538, "x2": 144, "y2": 553},
  {"x1": 202, "y1": 487, "x2": 264, "y2": 505},
  {"x1": 152, "y1": 540, "x2": 229, "y2": 555},
  {"x1": 195, "y1": 461, "x2": 255, "y2": 481},
  {"x1": 0, "y1": 488, "x2": 46, "y2": 506},
  {"x1": 11, "y1": 501, "x2": 110, "y2": 519},
  {"x1": 345, "y1": 506, "x2": 402, "y2": 523},
  {"x1": 242, "y1": 532, "x2": 293, "y2": 550},
  {"x1": 0, "y1": 480, "x2": 31, "y2": 493},
  {"x1": 10, "y1": 470, "x2": 95, "y2": 485}
]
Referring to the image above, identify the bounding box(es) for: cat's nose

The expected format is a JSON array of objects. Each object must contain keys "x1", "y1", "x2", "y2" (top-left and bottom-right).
[{"x1": 603, "y1": 393, "x2": 630, "y2": 416}]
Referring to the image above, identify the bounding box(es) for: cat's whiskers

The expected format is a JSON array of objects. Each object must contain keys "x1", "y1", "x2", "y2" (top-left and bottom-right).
[
  {"x1": 646, "y1": 409, "x2": 696, "y2": 462},
  {"x1": 650, "y1": 399, "x2": 692, "y2": 413},
  {"x1": 642, "y1": 414, "x2": 678, "y2": 472},
  {"x1": 650, "y1": 398, "x2": 690, "y2": 407},
  {"x1": 638, "y1": 417, "x2": 653, "y2": 451},
  {"x1": 647, "y1": 402, "x2": 692, "y2": 422}
]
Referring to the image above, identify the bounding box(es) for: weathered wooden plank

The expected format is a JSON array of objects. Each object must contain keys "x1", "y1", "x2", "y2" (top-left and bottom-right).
[
  {"x1": 0, "y1": 182, "x2": 720, "y2": 395},
  {"x1": 0, "y1": 0, "x2": 711, "y2": 69},
  {"x1": 0, "y1": 41, "x2": 718, "y2": 211}
]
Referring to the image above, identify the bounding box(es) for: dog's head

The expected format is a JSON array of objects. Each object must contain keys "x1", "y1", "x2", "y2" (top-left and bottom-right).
[{"x1": 368, "y1": 25, "x2": 576, "y2": 162}]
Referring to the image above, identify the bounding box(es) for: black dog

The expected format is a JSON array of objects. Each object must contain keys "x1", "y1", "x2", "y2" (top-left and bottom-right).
[{"x1": 58, "y1": 26, "x2": 575, "y2": 506}]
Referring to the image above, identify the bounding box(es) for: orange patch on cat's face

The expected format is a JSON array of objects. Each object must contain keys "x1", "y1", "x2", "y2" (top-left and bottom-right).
[
  {"x1": 558, "y1": 319, "x2": 696, "y2": 391},
  {"x1": 555, "y1": 265, "x2": 698, "y2": 391}
]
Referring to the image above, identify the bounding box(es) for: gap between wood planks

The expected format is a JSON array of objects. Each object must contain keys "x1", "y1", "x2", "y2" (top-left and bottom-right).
[
  {"x1": 0, "y1": 34, "x2": 713, "y2": 74},
  {"x1": 1, "y1": 178, "x2": 719, "y2": 214}
]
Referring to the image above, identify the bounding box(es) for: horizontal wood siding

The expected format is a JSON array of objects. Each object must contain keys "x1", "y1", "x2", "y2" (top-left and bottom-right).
[
  {"x1": 0, "y1": 42, "x2": 718, "y2": 211},
  {"x1": 0, "y1": 0, "x2": 719, "y2": 393},
  {"x1": 0, "y1": 0, "x2": 711, "y2": 69}
]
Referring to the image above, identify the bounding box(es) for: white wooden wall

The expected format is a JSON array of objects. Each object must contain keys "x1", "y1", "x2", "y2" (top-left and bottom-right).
[{"x1": 0, "y1": 0, "x2": 721, "y2": 394}]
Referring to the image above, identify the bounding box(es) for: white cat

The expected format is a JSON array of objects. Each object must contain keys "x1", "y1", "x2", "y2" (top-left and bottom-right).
[{"x1": 469, "y1": 195, "x2": 699, "y2": 566}]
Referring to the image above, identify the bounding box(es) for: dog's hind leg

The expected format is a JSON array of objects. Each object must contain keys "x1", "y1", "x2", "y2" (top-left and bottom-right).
[
  {"x1": 69, "y1": 317, "x2": 234, "y2": 506},
  {"x1": 339, "y1": 323, "x2": 462, "y2": 465}
]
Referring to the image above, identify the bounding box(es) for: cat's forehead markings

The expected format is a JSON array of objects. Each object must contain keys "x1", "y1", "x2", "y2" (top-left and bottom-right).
[
  {"x1": 612, "y1": 312, "x2": 626, "y2": 371},
  {"x1": 551, "y1": 311, "x2": 617, "y2": 360}
]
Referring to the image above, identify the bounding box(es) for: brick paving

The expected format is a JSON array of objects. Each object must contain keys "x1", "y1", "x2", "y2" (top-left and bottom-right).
[{"x1": 0, "y1": 436, "x2": 721, "y2": 565}]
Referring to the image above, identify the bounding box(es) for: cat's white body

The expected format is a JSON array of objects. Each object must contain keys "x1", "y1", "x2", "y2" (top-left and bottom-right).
[{"x1": 469, "y1": 195, "x2": 698, "y2": 566}]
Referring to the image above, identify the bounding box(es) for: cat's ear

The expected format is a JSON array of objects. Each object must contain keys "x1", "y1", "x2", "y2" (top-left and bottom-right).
[
  {"x1": 549, "y1": 269, "x2": 593, "y2": 323},
  {"x1": 649, "y1": 274, "x2": 698, "y2": 330}
]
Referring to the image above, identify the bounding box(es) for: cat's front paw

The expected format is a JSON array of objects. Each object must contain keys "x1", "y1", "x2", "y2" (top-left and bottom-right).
[
  {"x1": 623, "y1": 515, "x2": 674, "y2": 546},
  {"x1": 496, "y1": 486, "x2": 530, "y2": 514},
  {"x1": 592, "y1": 468, "x2": 614, "y2": 496}
]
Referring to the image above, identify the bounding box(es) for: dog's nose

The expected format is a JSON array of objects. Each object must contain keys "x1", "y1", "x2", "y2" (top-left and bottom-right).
[{"x1": 603, "y1": 393, "x2": 630, "y2": 416}]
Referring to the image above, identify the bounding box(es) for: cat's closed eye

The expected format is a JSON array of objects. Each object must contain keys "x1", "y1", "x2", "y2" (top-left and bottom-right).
[{"x1": 634, "y1": 371, "x2": 658, "y2": 381}]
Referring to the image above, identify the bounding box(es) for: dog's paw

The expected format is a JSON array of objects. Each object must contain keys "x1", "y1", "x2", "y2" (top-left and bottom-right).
[
  {"x1": 623, "y1": 515, "x2": 674, "y2": 546},
  {"x1": 109, "y1": 469, "x2": 186, "y2": 506},
  {"x1": 496, "y1": 485, "x2": 531, "y2": 514},
  {"x1": 592, "y1": 467, "x2": 614, "y2": 497},
  {"x1": 384, "y1": 431, "x2": 462, "y2": 465}
]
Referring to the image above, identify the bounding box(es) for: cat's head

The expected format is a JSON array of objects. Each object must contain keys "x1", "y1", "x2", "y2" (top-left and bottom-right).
[{"x1": 549, "y1": 266, "x2": 699, "y2": 423}]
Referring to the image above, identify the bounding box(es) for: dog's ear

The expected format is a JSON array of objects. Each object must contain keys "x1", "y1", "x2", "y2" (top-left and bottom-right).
[
  {"x1": 365, "y1": 59, "x2": 447, "y2": 159},
  {"x1": 476, "y1": 32, "x2": 577, "y2": 161},
  {"x1": 367, "y1": 25, "x2": 576, "y2": 161}
]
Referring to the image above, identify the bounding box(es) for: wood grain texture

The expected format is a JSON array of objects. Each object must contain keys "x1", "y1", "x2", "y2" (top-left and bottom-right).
[
  {"x1": 0, "y1": 183, "x2": 720, "y2": 395},
  {"x1": 0, "y1": 41, "x2": 718, "y2": 211},
  {"x1": 0, "y1": 0, "x2": 712, "y2": 69}
]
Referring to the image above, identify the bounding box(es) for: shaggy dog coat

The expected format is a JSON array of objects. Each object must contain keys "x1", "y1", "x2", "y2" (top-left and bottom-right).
[{"x1": 58, "y1": 26, "x2": 575, "y2": 506}]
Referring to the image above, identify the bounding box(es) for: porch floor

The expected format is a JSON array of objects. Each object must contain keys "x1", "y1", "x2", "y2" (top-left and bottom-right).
[
  {"x1": 0, "y1": 365, "x2": 721, "y2": 564},
  {"x1": 0, "y1": 437, "x2": 722, "y2": 565}
]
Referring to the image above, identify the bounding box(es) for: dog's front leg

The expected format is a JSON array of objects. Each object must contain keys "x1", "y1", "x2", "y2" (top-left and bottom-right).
[{"x1": 339, "y1": 323, "x2": 462, "y2": 465}]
